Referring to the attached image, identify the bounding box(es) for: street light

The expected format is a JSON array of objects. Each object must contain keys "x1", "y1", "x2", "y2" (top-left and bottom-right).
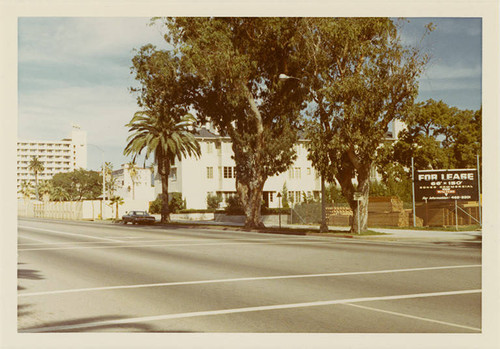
[
  {"x1": 88, "y1": 144, "x2": 106, "y2": 220},
  {"x1": 277, "y1": 192, "x2": 282, "y2": 229},
  {"x1": 279, "y1": 73, "x2": 329, "y2": 233},
  {"x1": 278, "y1": 73, "x2": 301, "y2": 81}
]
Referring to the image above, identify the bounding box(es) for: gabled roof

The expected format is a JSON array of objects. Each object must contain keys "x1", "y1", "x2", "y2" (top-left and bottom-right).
[{"x1": 196, "y1": 128, "x2": 219, "y2": 138}]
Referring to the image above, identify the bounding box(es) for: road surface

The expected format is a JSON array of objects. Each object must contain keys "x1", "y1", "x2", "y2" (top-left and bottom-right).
[{"x1": 18, "y1": 217, "x2": 481, "y2": 333}]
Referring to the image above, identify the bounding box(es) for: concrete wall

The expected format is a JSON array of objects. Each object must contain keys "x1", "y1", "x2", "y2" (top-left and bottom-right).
[
  {"x1": 214, "y1": 213, "x2": 291, "y2": 225},
  {"x1": 19, "y1": 199, "x2": 118, "y2": 220}
]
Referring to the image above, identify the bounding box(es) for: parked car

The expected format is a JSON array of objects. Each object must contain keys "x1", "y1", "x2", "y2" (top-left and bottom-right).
[{"x1": 122, "y1": 211, "x2": 156, "y2": 225}]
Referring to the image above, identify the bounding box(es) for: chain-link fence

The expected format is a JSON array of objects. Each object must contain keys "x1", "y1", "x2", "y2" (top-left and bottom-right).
[{"x1": 288, "y1": 197, "x2": 480, "y2": 228}]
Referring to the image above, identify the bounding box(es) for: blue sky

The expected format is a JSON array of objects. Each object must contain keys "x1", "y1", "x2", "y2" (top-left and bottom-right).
[{"x1": 17, "y1": 17, "x2": 482, "y2": 171}]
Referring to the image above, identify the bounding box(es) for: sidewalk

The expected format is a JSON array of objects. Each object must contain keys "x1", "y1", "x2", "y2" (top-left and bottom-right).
[{"x1": 166, "y1": 217, "x2": 482, "y2": 245}]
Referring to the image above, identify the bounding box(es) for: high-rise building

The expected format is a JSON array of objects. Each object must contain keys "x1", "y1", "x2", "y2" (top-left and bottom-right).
[{"x1": 17, "y1": 124, "x2": 87, "y2": 198}]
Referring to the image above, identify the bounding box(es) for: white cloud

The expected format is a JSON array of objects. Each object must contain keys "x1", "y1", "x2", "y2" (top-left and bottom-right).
[
  {"x1": 422, "y1": 62, "x2": 481, "y2": 80},
  {"x1": 19, "y1": 17, "x2": 170, "y2": 64}
]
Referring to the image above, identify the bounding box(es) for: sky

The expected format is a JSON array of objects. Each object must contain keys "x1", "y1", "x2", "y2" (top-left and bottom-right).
[{"x1": 17, "y1": 17, "x2": 482, "y2": 171}]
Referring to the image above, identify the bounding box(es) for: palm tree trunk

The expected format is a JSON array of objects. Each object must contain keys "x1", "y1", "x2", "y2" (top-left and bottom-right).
[
  {"x1": 35, "y1": 173, "x2": 39, "y2": 201},
  {"x1": 160, "y1": 161, "x2": 170, "y2": 223}
]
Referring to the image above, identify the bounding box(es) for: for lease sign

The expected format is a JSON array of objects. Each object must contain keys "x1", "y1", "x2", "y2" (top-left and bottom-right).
[{"x1": 414, "y1": 169, "x2": 479, "y2": 202}]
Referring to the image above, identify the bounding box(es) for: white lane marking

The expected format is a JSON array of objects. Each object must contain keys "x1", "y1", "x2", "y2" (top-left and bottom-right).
[
  {"x1": 18, "y1": 235, "x2": 47, "y2": 243},
  {"x1": 345, "y1": 303, "x2": 481, "y2": 332},
  {"x1": 19, "y1": 289, "x2": 481, "y2": 333},
  {"x1": 18, "y1": 226, "x2": 123, "y2": 242},
  {"x1": 17, "y1": 237, "x2": 320, "y2": 252},
  {"x1": 17, "y1": 237, "x2": 240, "y2": 246},
  {"x1": 19, "y1": 264, "x2": 481, "y2": 297}
]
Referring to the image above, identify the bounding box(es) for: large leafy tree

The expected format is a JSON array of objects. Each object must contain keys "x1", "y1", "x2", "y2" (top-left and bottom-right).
[
  {"x1": 162, "y1": 17, "x2": 308, "y2": 228},
  {"x1": 50, "y1": 169, "x2": 102, "y2": 201},
  {"x1": 303, "y1": 18, "x2": 429, "y2": 233},
  {"x1": 127, "y1": 45, "x2": 201, "y2": 223},
  {"x1": 377, "y1": 100, "x2": 482, "y2": 185},
  {"x1": 442, "y1": 107, "x2": 482, "y2": 169},
  {"x1": 28, "y1": 156, "x2": 44, "y2": 201}
]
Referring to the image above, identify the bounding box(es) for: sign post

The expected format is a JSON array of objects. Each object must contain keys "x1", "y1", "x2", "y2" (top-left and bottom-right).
[
  {"x1": 477, "y1": 155, "x2": 482, "y2": 227},
  {"x1": 411, "y1": 158, "x2": 416, "y2": 227},
  {"x1": 353, "y1": 192, "x2": 362, "y2": 234}
]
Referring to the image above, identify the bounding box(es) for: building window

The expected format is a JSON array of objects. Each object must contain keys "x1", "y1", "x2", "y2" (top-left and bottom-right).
[
  {"x1": 206, "y1": 142, "x2": 213, "y2": 154},
  {"x1": 223, "y1": 166, "x2": 235, "y2": 178},
  {"x1": 289, "y1": 167, "x2": 301, "y2": 179},
  {"x1": 207, "y1": 167, "x2": 214, "y2": 179},
  {"x1": 295, "y1": 168, "x2": 301, "y2": 179},
  {"x1": 169, "y1": 167, "x2": 177, "y2": 181},
  {"x1": 307, "y1": 168, "x2": 311, "y2": 175}
]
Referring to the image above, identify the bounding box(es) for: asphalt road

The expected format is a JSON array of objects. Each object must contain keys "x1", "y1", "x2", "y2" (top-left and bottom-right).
[{"x1": 17, "y1": 217, "x2": 481, "y2": 334}]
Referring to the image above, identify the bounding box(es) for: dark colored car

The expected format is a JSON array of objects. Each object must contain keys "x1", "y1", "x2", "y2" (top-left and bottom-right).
[{"x1": 122, "y1": 211, "x2": 156, "y2": 225}]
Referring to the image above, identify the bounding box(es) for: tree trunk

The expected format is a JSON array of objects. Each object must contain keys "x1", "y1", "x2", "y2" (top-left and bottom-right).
[
  {"x1": 35, "y1": 173, "x2": 39, "y2": 201},
  {"x1": 236, "y1": 176, "x2": 266, "y2": 229},
  {"x1": 236, "y1": 86, "x2": 266, "y2": 229},
  {"x1": 159, "y1": 161, "x2": 170, "y2": 224}
]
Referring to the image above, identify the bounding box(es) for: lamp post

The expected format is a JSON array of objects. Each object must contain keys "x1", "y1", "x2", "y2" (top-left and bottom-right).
[
  {"x1": 279, "y1": 73, "x2": 328, "y2": 233},
  {"x1": 277, "y1": 192, "x2": 282, "y2": 229},
  {"x1": 88, "y1": 144, "x2": 106, "y2": 220}
]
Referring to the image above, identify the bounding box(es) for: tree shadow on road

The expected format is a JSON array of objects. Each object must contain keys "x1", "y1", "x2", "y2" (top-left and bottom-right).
[
  {"x1": 18, "y1": 315, "x2": 197, "y2": 333},
  {"x1": 18, "y1": 268, "x2": 45, "y2": 280},
  {"x1": 18, "y1": 304, "x2": 33, "y2": 318}
]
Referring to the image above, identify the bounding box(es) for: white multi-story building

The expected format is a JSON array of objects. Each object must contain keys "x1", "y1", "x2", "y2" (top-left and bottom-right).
[
  {"x1": 153, "y1": 120, "x2": 406, "y2": 210},
  {"x1": 153, "y1": 127, "x2": 322, "y2": 210},
  {"x1": 17, "y1": 124, "x2": 87, "y2": 198}
]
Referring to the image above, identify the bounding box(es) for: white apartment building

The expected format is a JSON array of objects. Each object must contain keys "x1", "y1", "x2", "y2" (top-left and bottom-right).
[
  {"x1": 153, "y1": 127, "x2": 322, "y2": 210},
  {"x1": 111, "y1": 164, "x2": 155, "y2": 202},
  {"x1": 153, "y1": 120, "x2": 406, "y2": 210},
  {"x1": 17, "y1": 124, "x2": 87, "y2": 198}
]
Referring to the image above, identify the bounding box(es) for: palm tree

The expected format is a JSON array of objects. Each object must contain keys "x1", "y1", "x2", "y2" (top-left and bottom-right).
[
  {"x1": 124, "y1": 112, "x2": 201, "y2": 223},
  {"x1": 38, "y1": 180, "x2": 53, "y2": 202},
  {"x1": 18, "y1": 180, "x2": 34, "y2": 201},
  {"x1": 127, "y1": 162, "x2": 138, "y2": 200},
  {"x1": 103, "y1": 162, "x2": 114, "y2": 200},
  {"x1": 109, "y1": 195, "x2": 125, "y2": 220},
  {"x1": 28, "y1": 156, "x2": 44, "y2": 201},
  {"x1": 50, "y1": 186, "x2": 70, "y2": 202}
]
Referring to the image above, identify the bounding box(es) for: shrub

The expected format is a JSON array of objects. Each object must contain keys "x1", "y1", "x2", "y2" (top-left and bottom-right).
[
  {"x1": 169, "y1": 192, "x2": 186, "y2": 213},
  {"x1": 149, "y1": 193, "x2": 186, "y2": 214},
  {"x1": 225, "y1": 195, "x2": 245, "y2": 215},
  {"x1": 149, "y1": 195, "x2": 162, "y2": 214},
  {"x1": 207, "y1": 193, "x2": 223, "y2": 209}
]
